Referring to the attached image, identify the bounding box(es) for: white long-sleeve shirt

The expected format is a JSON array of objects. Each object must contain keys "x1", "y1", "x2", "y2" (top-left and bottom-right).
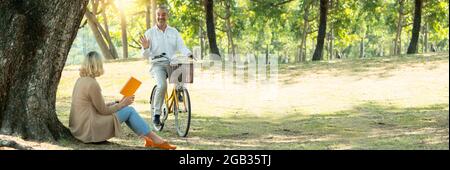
[{"x1": 141, "y1": 25, "x2": 191, "y2": 64}]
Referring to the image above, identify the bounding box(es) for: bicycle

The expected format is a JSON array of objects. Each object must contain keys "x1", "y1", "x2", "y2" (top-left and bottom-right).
[{"x1": 149, "y1": 58, "x2": 193, "y2": 137}]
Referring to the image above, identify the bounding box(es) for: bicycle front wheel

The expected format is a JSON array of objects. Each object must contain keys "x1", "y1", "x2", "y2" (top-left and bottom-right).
[{"x1": 174, "y1": 87, "x2": 191, "y2": 137}]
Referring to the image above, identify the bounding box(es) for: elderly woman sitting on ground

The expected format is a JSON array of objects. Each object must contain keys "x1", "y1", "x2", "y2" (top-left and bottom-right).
[{"x1": 69, "y1": 51, "x2": 176, "y2": 150}]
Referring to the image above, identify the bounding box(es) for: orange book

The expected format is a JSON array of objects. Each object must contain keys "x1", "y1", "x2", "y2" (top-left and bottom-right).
[{"x1": 120, "y1": 77, "x2": 142, "y2": 97}]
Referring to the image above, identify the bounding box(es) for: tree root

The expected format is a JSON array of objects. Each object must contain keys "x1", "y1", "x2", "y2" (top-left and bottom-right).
[{"x1": 0, "y1": 139, "x2": 33, "y2": 150}]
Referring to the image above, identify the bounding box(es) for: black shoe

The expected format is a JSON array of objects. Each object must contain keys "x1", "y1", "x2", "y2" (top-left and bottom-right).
[
  {"x1": 153, "y1": 115, "x2": 161, "y2": 126},
  {"x1": 177, "y1": 90, "x2": 183, "y2": 102}
]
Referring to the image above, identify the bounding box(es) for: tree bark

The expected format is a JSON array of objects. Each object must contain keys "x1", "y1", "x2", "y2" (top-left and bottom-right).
[
  {"x1": 91, "y1": 0, "x2": 100, "y2": 14},
  {"x1": 360, "y1": 32, "x2": 365, "y2": 58},
  {"x1": 85, "y1": 10, "x2": 115, "y2": 60},
  {"x1": 0, "y1": 139, "x2": 32, "y2": 150},
  {"x1": 391, "y1": 40, "x2": 396, "y2": 55},
  {"x1": 146, "y1": 2, "x2": 151, "y2": 29},
  {"x1": 379, "y1": 42, "x2": 384, "y2": 57},
  {"x1": 407, "y1": 0, "x2": 423, "y2": 54},
  {"x1": 329, "y1": 26, "x2": 334, "y2": 60},
  {"x1": 298, "y1": 0, "x2": 311, "y2": 62},
  {"x1": 0, "y1": 0, "x2": 89, "y2": 141},
  {"x1": 108, "y1": 1, "x2": 128, "y2": 59},
  {"x1": 265, "y1": 44, "x2": 269, "y2": 65},
  {"x1": 312, "y1": 0, "x2": 329, "y2": 61},
  {"x1": 101, "y1": 2, "x2": 110, "y2": 37},
  {"x1": 328, "y1": 0, "x2": 334, "y2": 60},
  {"x1": 395, "y1": 0, "x2": 405, "y2": 55},
  {"x1": 120, "y1": 9, "x2": 128, "y2": 59},
  {"x1": 204, "y1": 0, "x2": 221, "y2": 59},
  {"x1": 224, "y1": 0, "x2": 236, "y2": 62},
  {"x1": 424, "y1": 22, "x2": 428, "y2": 52},
  {"x1": 199, "y1": 21, "x2": 205, "y2": 60},
  {"x1": 151, "y1": 0, "x2": 157, "y2": 27},
  {"x1": 100, "y1": 4, "x2": 119, "y2": 59}
]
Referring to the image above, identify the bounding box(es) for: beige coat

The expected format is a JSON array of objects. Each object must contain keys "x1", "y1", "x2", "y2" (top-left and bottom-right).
[{"x1": 69, "y1": 77, "x2": 122, "y2": 143}]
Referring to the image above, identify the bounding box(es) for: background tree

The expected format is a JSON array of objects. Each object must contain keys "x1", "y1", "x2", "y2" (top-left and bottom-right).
[
  {"x1": 216, "y1": 0, "x2": 237, "y2": 61},
  {"x1": 297, "y1": 0, "x2": 314, "y2": 62},
  {"x1": 110, "y1": 0, "x2": 129, "y2": 59},
  {"x1": 312, "y1": 0, "x2": 329, "y2": 61},
  {"x1": 65, "y1": 0, "x2": 448, "y2": 64},
  {"x1": 85, "y1": 0, "x2": 119, "y2": 59},
  {"x1": 407, "y1": 0, "x2": 423, "y2": 54},
  {"x1": 422, "y1": 0, "x2": 449, "y2": 52},
  {"x1": 204, "y1": 0, "x2": 221, "y2": 59}
]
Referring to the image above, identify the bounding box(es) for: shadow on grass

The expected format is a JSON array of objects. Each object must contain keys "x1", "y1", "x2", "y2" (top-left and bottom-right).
[
  {"x1": 58, "y1": 139, "x2": 152, "y2": 150},
  {"x1": 277, "y1": 52, "x2": 448, "y2": 85},
  {"x1": 54, "y1": 101, "x2": 448, "y2": 150},
  {"x1": 172, "y1": 102, "x2": 449, "y2": 150}
]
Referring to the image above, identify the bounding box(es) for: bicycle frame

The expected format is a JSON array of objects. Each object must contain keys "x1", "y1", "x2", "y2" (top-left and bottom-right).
[{"x1": 164, "y1": 85, "x2": 183, "y2": 114}]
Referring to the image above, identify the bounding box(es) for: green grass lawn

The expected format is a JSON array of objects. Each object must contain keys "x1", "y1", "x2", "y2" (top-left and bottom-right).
[{"x1": 49, "y1": 52, "x2": 449, "y2": 150}]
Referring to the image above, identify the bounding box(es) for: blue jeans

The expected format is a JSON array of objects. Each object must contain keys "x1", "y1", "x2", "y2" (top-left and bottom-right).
[{"x1": 116, "y1": 106, "x2": 152, "y2": 136}]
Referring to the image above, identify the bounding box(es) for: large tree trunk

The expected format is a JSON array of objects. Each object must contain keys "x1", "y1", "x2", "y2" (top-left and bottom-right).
[
  {"x1": 204, "y1": 0, "x2": 221, "y2": 59},
  {"x1": 0, "y1": 0, "x2": 89, "y2": 141},
  {"x1": 395, "y1": 0, "x2": 405, "y2": 55},
  {"x1": 312, "y1": 0, "x2": 329, "y2": 61},
  {"x1": 407, "y1": 0, "x2": 423, "y2": 54}
]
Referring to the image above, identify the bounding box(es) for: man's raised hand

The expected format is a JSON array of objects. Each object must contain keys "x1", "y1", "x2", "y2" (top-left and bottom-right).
[{"x1": 140, "y1": 35, "x2": 150, "y2": 49}]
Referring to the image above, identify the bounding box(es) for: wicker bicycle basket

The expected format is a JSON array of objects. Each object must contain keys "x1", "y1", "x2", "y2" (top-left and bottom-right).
[{"x1": 168, "y1": 62, "x2": 194, "y2": 84}]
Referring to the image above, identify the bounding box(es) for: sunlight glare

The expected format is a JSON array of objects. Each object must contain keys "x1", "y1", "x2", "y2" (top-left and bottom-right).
[{"x1": 114, "y1": 0, "x2": 132, "y2": 10}]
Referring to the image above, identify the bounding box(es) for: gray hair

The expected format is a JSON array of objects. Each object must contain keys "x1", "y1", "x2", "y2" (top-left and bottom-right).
[{"x1": 156, "y1": 5, "x2": 170, "y2": 14}]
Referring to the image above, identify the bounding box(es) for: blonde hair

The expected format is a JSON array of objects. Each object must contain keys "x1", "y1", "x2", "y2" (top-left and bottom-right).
[{"x1": 79, "y1": 51, "x2": 104, "y2": 77}]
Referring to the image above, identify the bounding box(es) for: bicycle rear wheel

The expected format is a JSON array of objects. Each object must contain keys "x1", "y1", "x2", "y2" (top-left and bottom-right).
[{"x1": 174, "y1": 87, "x2": 191, "y2": 137}]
